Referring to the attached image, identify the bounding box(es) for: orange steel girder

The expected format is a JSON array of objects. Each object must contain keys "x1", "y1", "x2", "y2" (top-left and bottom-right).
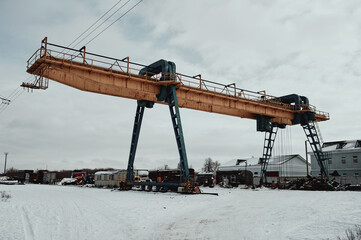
[
  {"x1": 26, "y1": 40, "x2": 329, "y2": 126},
  {"x1": 26, "y1": 56, "x2": 305, "y2": 125}
]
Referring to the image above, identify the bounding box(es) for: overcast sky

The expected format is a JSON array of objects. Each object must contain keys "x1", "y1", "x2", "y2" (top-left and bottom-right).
[{"x1": 0, "y1": 0, "x2": 360, "y2": 172}]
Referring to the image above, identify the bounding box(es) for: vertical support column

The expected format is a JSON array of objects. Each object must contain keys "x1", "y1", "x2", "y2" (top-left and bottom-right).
[
  {"x1": 126, "y1": 104, "x2": 145, "y2": 182},
  {"x1": 126, "y1": 57, "x2": 129, "y2": 74},
  {"x1": 302, "y1": 122, "x2": 328, "y2": 179},
  {"x1": 79, "y1": 46, "x2": 86, "y2": 64},
  {"x1": 167, "y1": 85, "x2": 190, "y2": 183},
  {"x1": 41, "y1": 37, "x2": 48, "y2": 57},
  {"x1": 260, "y1": 125, "x2": 278, "y2": 184},
  {"x1": 4, "y1": 152, "x2": 8, "y2": 174}
]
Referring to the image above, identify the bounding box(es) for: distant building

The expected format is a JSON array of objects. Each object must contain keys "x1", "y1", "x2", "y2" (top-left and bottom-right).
[
  {"x1": 36, "y1": 170, "x2": 57, "y2": 184},
  {"x1": 94, "y1": 170, "x2": 127, "y2": 188},
  {"x1": 218, "y1": 154, "x2": 309, "y2": 185},
  {"x1": 310, "y1": 140, "x2": 361, "y2": 184},
  {"x1": 196, "y1": 172, "x2": 215, "y2": 187},
  {"x1": 17, "y1": 170, "x2": 34, "y2": 183}
]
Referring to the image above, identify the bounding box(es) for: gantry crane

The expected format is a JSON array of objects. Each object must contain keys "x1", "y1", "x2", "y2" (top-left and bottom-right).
[{"x1": 23, "y1": 37, "x2": 330, "y2": 191}]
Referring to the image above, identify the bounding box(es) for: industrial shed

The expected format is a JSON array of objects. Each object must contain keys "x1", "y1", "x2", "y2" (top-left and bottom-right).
[
  {"x1": 94, "y1": 170, "x2": 127, "y2": 188},
  {"x1": 310, "y1": 139, "x2": 361, "y2": 184},
  {"x1": 218, "y1": 154, "x2": 309, "y2": 185}
]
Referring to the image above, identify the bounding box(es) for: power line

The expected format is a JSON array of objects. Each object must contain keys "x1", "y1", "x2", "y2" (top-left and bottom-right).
[
  {"x1": 73, "y1": 0, "x2": 132, "y2": 49},
  {"x1": 0, "y1": 84, "x2": 27, "y2": 114},
  {"x1": 84, "y1": 0, "x2": 143, "y2": 46},
  {"x1": 1, "y1": 0, "x2": 143, "y2": 115},
  {"x1": 65, "y1": 0, "x2": 123, "y2": 49}
]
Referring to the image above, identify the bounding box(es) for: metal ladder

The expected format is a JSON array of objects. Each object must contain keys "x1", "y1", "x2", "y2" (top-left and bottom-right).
[
  {"x1": 260, "y1": 125, "x2": 278, "y2": 184},
  {"x1": 166, "y1": 86, "x2": 190, "y2": 183},
  {"x1": 302, "y1": 122, "x2": 328, "y2": 179}
]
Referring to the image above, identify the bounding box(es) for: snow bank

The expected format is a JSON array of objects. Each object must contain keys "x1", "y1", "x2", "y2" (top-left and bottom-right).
[
  {"x1": 58, "y1": 178, "x2": 77, "y2": 185},
  {"x1": 0, "y1": 184, "x2": 360, "y2": 240},
  {"x1": 0, "y1": 176, "x2": 19, "y2": 185}
]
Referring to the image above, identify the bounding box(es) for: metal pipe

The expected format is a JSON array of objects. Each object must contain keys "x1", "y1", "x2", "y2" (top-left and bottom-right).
[
  {"x1": 305, "y1": 140, "x2": 309, "y2": 176},
  {"x1": 4, "y1": 152, "x2": 8, "y2": 174}
]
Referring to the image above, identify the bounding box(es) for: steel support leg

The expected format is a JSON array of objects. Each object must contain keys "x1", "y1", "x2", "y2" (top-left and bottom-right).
[
  {"x1": 125, "y1": 85, "x2": 190, "y2": 186},
  {"x1": 126, "y1": 104, "x2": 145, "y2": 182},
  {"x1": 166, "y1": 85, "x2": 190, "y2": 183},
  {"x1": 260, "y1": 125, "x2": 278, "y2": 184},
  {"x1": 302, "y1": 122, "x2": 328, "y2": 179}
]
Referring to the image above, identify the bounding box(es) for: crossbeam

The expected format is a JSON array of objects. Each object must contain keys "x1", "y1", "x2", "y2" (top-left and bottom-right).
[{"x1": 25, "y1": 41, "x2": 329, "y2": 126}]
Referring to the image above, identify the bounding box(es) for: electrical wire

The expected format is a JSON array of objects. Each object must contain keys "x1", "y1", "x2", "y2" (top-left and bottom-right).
[
  {"x1": 0, "y1": 75, "x2": 33, "y2": 114},
  {"x1": 84, "y1": 0, "x2": 143, "y2": 46},
  {"x1": 0, "y1": 87, "x2": 25, "y2": 114},
  {"x1": 73, "y1": 0, "x2": 132, "y2": 49},
  {"x1": 65, "y1": 0, "x2": 123, "y2": 49},
  {"x1": 1, "y1": 0, "x2": 143, "y2": 115}
]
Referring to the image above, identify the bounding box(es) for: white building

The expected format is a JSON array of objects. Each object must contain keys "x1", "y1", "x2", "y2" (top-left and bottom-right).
[
  {"x1": 310, "y1": 139, "x2": 361, "y2": 184},
  {"x1": 218, "y1": 154, "x2": 309, "y2": 185},
  {"x1": 94, "y1": 170, "x2": 127, "y2": 188}
]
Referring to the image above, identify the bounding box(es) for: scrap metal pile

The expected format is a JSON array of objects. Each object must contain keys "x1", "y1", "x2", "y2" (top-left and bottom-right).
[{"x1": 268, "y1": 176, "x2": 361, "y2": 191}]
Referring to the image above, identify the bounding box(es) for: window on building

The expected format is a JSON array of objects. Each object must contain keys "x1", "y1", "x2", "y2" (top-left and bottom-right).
[
  {"x1": 328, "y1": 159, "x2": 332, "y2": 165},
  {"x1": 343, "y1": 173, "x2": 347, "y2": 176},
  {"x1": 337, "y1": 143, "x2": 346, "y2": 149},
  {"x1": 341, "y1": 157, "x2": 346, "y2": 164},
  {"x1": 353, "y1": 156, "x2": 358, "y2": 163},
  {"x1": 355, "y1": 173, "x2": 359, "y2": 176},
  {"x1": 109, "y1": 175, "x2": 114, "y2": 180},
  {"x1": 254, "y1": 172, "x2": 258, "y2": 175}
]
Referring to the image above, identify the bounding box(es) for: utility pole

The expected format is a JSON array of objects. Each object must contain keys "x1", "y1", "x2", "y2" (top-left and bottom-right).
[
  {"x1": 4, "y1": 152, "x2": 8, "y2": 174},
  {"x1": 305, "y1": 141, "x2": 309, "y2": 176}
]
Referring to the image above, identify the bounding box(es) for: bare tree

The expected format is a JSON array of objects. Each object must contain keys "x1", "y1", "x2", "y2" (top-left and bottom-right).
[
  {"x1": 214, "y1": 160, "x2": 220, "y2": 171},
  {"x1": 203, "y1": 158, "x2": 220, "y2": 172}
]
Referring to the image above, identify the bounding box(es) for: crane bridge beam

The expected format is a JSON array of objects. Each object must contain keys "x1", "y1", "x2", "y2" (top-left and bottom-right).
[{"x1": 24, "y1": 42, "x2": 329, "y2": 126}]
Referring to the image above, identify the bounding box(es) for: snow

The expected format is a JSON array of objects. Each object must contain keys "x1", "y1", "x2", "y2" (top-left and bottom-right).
[
  {"x1": 58, "y1": 178, "x2": 77, "y2": 185},
  {"x1": 94, "y1": 171, "x2": 120, "y2": 175},
  {"x1": 0, "y1": 176, "x2": 19, "y2": 185},
  {"x1": 321, "y1": 140, "x2": 360, "y2": 152},
  {"x1": 1, "y1": 184, "x2": 361, "y2": 240}
]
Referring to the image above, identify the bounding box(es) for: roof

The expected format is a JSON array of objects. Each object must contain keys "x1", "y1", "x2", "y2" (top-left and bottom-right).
[
  {"x1": 94, "y1": 170, "x2": 125, "y2": 175},
  {"x1": 221, "y1": 155, "x2": 302, "y2": 168},
  {"x1": 321, "y1": 140, "x2": 361, "y2": 152}
]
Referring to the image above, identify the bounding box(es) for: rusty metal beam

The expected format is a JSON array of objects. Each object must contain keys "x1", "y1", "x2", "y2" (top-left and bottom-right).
[
  {"x1": 26, "y1": 56, "x2": 302, "y2": 125},
  {"x1": 25, "y1": 39, "x2": 329, "y2": 126}
]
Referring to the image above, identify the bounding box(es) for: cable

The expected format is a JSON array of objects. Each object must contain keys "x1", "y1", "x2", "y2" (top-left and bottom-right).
[
  {"x1": 1, "y1": 0, "x2": 141, "y2": 115},
  {"x1": 65, "y1": 0, "x2": 123, "y2": 49},
  {"x1": 0, "y1": 86, "x2": 26, "y2": 114},
  {"x1": 7, "y1": 86, "x2": 21, "y2": 100},
  {"x1": 73, "y1": 0, "x2": 133, "y2": 49},
  {"x1": 84, "y1": 0, "x2": 143, "y2": 46}
]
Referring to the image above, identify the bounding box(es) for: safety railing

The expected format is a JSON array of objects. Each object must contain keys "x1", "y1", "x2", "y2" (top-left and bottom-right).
[{"x1": 26, "y1": 37, "x2": 330, "y2": 119}]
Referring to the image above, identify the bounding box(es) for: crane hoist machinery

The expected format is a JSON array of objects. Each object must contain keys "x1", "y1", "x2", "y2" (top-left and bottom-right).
[{"x1": 23, "y1": 37, "x2": 330, "y2": 191}]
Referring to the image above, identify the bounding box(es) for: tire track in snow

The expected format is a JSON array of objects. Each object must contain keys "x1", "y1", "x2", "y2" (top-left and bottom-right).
[{"x1": 20, "y1": 206, "x2": 35, "y2": 240}]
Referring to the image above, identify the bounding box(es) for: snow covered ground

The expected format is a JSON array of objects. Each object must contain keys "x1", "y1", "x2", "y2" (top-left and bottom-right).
[{"x1": 0, "y1": 184, "x2": 360, "y2": 240}]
